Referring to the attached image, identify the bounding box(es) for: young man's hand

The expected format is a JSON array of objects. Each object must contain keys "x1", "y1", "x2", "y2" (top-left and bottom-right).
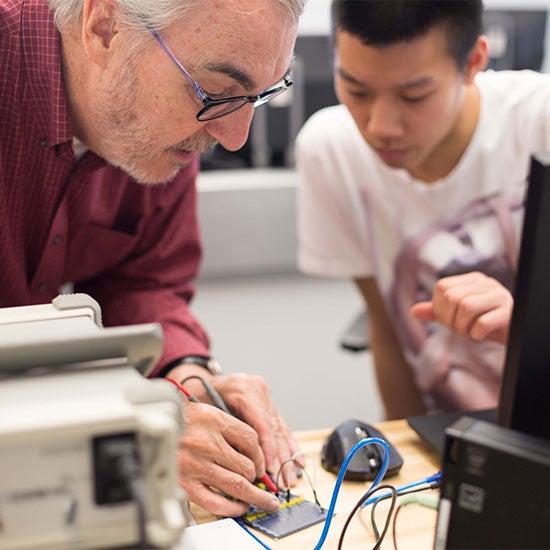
[{"x1": 410, "y1": 271, "x2": 513, "y2": 344}]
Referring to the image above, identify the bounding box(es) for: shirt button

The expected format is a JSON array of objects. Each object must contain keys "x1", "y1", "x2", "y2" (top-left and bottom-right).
[
  {"x1": 40, "y1": 139, "x2": 48, "y2": 148},
  {"x1": 37, "y1": 283, "x2": 49, "y2": 292},
  {"x1": 52, "y1": 234, "x2": 62, "y2": 245}
]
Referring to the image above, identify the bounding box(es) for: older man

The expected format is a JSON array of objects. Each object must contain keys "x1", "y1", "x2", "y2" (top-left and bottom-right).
[{"x1": 1, "y1": 0, "x2": 304, "y2": 516}]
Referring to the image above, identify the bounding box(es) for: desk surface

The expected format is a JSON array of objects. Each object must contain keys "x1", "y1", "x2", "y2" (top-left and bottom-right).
[{"x1": 191, "y1": 419, "x2": 442, "y2": 549}]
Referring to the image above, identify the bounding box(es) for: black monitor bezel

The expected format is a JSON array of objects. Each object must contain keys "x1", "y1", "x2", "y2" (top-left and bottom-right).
[{"x1": 498, "y1": 152, "x2": 550, "y2": 438}]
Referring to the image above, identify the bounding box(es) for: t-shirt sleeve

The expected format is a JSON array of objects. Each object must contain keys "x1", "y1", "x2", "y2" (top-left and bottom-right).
[{"x1": 296, "y1": 109, "x2": 373, "y2": 278}]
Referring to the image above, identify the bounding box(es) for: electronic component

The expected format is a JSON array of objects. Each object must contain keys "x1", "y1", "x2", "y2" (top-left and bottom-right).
[
  {"x1": 242, "y1": 492, "x2": 328, "y2": 539},
  {"x1": 0, "y1": 295, "x2": 187, "y2": 549},
  {"x1": 435, "y1": 416, "x2": 550, "y2": 549}
]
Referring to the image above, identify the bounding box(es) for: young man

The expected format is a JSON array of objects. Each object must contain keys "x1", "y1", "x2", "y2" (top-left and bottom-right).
[
  {"x1": 1, "y1": 0, "x2": 304, "y2": 516},
  {"x1": 296, "y1": 1, "x2": 550, "y2": 419}
]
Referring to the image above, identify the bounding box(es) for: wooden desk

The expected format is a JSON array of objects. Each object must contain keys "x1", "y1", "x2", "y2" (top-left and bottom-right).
[{"x1": 191, "y1": 419, "x2": 442, "y2": 549}]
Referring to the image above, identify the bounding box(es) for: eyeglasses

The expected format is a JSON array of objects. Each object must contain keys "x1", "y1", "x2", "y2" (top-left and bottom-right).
[{"x1": 151, "y1": 30, "x2": 293, "y2": 122}]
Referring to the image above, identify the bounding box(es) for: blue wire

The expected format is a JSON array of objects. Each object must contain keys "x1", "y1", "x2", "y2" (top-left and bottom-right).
[
  {"x1": 312, "y1": 437, "x2": 391, "y2": 550},
  {"x1": 360, "y1": 470, "x2": 442, "y2": 508},
  {"x1": 232, "y1": 438, "x2": 399, "y2": 549},
  {"x1": 233, "y1": 517, "x2": 272, "y2": 549}
]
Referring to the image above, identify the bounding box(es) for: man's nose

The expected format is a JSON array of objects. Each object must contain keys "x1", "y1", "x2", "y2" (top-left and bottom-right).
[
  {"x1": 365, "y1": 97, "x2": 404, "y2": 140},
  {"x1": 204, "y1": 104, "x2": 256, "y2": 152}
]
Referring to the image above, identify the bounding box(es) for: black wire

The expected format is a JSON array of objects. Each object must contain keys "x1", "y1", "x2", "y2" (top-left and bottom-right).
[
  {"x1": 117, "y1": 453, "x2": 148, "y2": 549},
  {"x1": 337, "y1": 483, "x2": 397, "y2": 550},
  {"x1": 179, "y1": 375, "x2": 231, "y2": 414},
  {"x1": 275, "y1": 457, "x2": 321, "y2": 507},
  {"x1": 128, "y1": 476, "x2": 148, "y2": 549},
  {"x1": 370, "y1": 482, "x2": 440, "y2": 540},
  {"x1": 371, "y1": 487, "x2": 397, "y2": 550}
]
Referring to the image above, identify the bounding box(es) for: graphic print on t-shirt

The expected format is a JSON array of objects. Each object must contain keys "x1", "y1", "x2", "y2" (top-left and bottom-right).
[{"x1": 387, "y1": 190, "x2": 525, "y2": 411}]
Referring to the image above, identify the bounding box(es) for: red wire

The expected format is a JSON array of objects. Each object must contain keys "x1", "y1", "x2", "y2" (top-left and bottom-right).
[
  {"x1": 166, "y1": 377, "x2": 192, "y2": 398},
  {"x1": 167, "y1": 377, "x2": 277, "y2": 494},
  {"x1": 259, "y1": 473, "x2": 278, "y2": 494}
]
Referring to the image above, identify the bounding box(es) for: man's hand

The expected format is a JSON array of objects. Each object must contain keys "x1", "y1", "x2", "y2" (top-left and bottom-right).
[
  {"x1": 410, "y1": 272, "x2": 513, "y2": 344},
  {"x1": 207, "y1": 373, "x2": 301, "y2": 485},
  {"x1": 167, "y1": 363, "x2": 300, "y2": 493},
  {"x1": 178, "y1": 402, "x2": 281, "y2": 517}
]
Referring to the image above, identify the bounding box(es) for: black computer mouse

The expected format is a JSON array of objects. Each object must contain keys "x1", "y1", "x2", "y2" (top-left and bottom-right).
[{"x1": 321, "y1": 418, "x2": 404, "y2": 481}]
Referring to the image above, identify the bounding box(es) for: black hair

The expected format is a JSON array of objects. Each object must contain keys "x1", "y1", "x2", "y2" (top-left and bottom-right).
[{"x1": 331, "y1": 0, "x2": 483, "y2": 70}]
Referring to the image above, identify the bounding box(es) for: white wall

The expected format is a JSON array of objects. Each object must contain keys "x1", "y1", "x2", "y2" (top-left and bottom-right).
[
  {"x1": 195, "y1": 169, "x2": 384, "y2": 430},
  {"x1": 193, "y1": 273, "x2": 384, "y2": 431},
  {"x1": 197, "y1": 169, "x2": 298, "y2": 278}
]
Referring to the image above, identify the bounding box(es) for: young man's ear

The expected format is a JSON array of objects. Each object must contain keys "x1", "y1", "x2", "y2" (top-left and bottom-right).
[
  {"x1": 81, "y1": 0, "x2": 120, "y2": 67},
  {"x1": 463, "y1": 36, "x2": 489, "y2": 84}
]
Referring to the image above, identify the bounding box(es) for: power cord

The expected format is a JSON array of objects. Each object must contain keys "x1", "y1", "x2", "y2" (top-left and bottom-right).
[
  {"x1": 93, "y1": 435, "x2": 148, "y2": 549},
  {"x1": 116, "y1": 451, "x2": 148, "y2": 550}
]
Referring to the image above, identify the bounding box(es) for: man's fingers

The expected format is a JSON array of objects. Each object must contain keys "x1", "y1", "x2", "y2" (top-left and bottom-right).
[
  {"x1": 470, "y1": 308, "x2": 511, "y2": 344},
  {"x1": 222, "y1": 420, "x2": 267, "y2": 480},
  {"x1": 413, "y1": 273, "x2": 513, "y2": 343},
  {"x1": 410, "y1": 301, "x2": 435, "y2": 321},
  {"x1": 213, "y1": 374, "x2": 298, "y2": 480},
  {"x1": 179, "y1": 478, "x2": 250, "y2": 517},
  {"x1": 178, "y1": 475, "x2": 279, "y2": 517},
  {"x1": 216, "y1": 469, "x2": 280, "y2": 513}
]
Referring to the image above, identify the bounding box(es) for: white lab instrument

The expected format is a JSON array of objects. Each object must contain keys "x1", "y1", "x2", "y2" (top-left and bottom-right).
[{"x1": 0, "y1": 294, "x2": 187, "y2": 549}]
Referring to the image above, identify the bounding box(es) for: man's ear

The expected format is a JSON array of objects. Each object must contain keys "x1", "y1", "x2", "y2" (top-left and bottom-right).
[
  {"x1": 463, "y1": 35, "x2": 489, "y2": 85},
  {"x1": 81, "y1": 0, "x2": 120, "y2": 67}
]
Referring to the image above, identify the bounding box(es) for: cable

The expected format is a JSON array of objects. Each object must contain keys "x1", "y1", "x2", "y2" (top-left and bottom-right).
[
  {"x1": 275, "y1": 457, "x2": 321, "y2": 507},
  {"x1": 392, "y1": 493, "x2": 440, "y2": 550},
  {"x1": 114, "y1": 445, "x2": 148, "y2": 549},
  {"x1": 172, "y1": 376, "x2": 277, "y2": 497},
  {"x1": 370, "y1": 487, "x2": 397, "y2": 550},
  {"x1": 126, "y1": 472, "x2": 148, "y2": 549},
  {"x1": 290, "y1": 449, "x2": 314, "y2": 467},
  {"x1": 233, "y1": 518, "x2": 272, "y2": 550},
  {"x1": 370, "y1": 482, "x2": 439, "y2": 540},
  {"x1": 338, "y1": 483, "x2": 397, "y2": 550},
  {"x1": 165, "y1": 377, "x2": 200, "y2": 402},
  {"x1": 180, "y1": 375, "x2": 231, "y2": 413},
  {"x1": 291, "y1": 449, "x2": 316, "y2": 478},
  {"x1": 312, "y1": 437, "x2": 391, "y2": 550},
  {"x1": 361, "y1": 471, "x2": 441, "y2": 508}
]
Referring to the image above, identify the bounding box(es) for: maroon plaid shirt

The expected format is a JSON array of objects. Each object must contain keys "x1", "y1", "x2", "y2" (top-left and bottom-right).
[{"x1": 0, "y1": 0, "x2": 210, "y2": 374}]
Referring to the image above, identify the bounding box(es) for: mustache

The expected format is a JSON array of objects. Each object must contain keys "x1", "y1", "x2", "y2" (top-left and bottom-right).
[{"x1": 170, "y1": 135, "x2": 219, "y2": 154}]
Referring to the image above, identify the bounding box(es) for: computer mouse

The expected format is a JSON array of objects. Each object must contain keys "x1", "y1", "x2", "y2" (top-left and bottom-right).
[{"x1": 321, "y1": 418, "x2": 404, "y2": 481}]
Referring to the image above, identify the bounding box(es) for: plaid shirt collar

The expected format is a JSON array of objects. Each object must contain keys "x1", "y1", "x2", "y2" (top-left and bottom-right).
[{"x1": 22, "y1": 0, "x2": 73, "y2": 148}]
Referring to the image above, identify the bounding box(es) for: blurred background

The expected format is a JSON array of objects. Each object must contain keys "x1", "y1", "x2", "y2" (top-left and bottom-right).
[{"x1": 191, "y1": 0, "x2": 550, "y2": 431}]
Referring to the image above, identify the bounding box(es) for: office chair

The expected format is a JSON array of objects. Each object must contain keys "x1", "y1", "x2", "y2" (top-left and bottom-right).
[{"x1": 339, "y1": 310, "x2": 369, "y2": 353}]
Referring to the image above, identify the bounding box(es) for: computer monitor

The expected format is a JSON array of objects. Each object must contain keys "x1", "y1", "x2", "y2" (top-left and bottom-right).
[{"x1": 497, "y1": 152, "x2": 550, "y2": 439}]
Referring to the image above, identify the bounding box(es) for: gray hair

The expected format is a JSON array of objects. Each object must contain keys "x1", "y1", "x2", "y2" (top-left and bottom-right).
[{"x1": 47, "y1": 0, "x2": 305, "y2": 33}]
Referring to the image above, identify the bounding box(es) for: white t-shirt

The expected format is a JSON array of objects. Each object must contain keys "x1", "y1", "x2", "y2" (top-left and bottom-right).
[{"x1": 296, "y1": 70, "x2": 550, "y2": 412}]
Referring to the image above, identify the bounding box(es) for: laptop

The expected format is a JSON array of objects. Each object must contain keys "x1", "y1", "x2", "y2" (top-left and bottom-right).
[{"x1": 406, "y1": 408, "x2": 497, "y2": 455}]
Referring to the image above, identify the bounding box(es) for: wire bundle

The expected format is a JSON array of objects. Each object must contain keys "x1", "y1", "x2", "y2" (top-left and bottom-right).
[{"x1": 165, "y1": 376, "x2": 440, "y2": 549}]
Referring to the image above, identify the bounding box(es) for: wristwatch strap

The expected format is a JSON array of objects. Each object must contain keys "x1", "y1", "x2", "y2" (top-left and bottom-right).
[{"x1": 159, "y1": 355, "x2": 223, "y2": 377}]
